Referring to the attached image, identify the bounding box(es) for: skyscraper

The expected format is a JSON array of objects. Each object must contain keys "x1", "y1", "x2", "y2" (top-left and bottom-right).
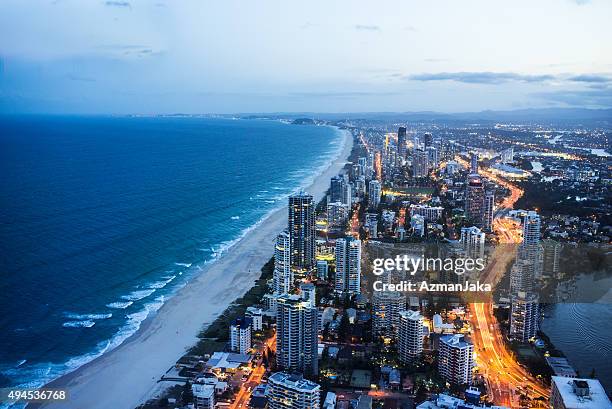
[
  {"x1": 368, "y1": 180, "x2": 381, "y2": 209},
  {"x1": 460, "y1": 226, "x2": 486, "y2": 259},
  {"x1": 330, "y1": 176, "x2": 345, "y2": 204},
  {"x1": 423, "y1": 132, "x2": 433, "y2": 148},
  {"x1": 398, "y1": 127, "x2": 407, "y2": 159},
  {"x1": 413, "y1": 149, "x2": 428, "y2": 178},
  {"x1": 470, "y1": 153, "x2": 478, "y2": 173},
  {"x1": 268, "y1": 372, "x2": 321, "y2": 409},
  {"x1": 438, "y1": 334, "x2": 474, "y2": 385},
  {"x1": 483, "y1": 190, "x2": 495, "y2": 232},
  {"x1": 426, "y1": 146, "x2": 438, "y2": 169},
  {"x1": 326, "y1": 201, "x2": 349, "y2": 229},
  {"x1": 465, "y1": 174, "x2": 485, "y2": 224},
  {"x1": 289, "y1": 193, "x2": 316, "y2": 272},
  {"x1": 230, "y1": 317, "x2": 252, "y2": 354},
  {"x1": 276, "y1": 294, "x2": 319, "y2": 377},
  {"x1": 372, "y1": 291, "x2": 406, "y2": 336},
  {"x1": 299, "y1": 282, "x2": 316, "y2": 308},
  {"x1": 334, "y1": 237, "x2": 361, "y2": 295},
  {"x1": 509, "y1": 291, "x2": 540, "y2": 343},
  {"x1": 398, "y1": 310, "x2": 424, "y2": 363},
  {"x1": 274, "y1": 230, "x2": 293, "y2": 294}
]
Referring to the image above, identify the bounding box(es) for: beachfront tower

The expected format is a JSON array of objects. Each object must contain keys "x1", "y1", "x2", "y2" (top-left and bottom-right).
[
  {"x1": 276, "y1": 294, "x2": 319, "y2": 377},
  {"x1": 229, "y1": 317, "x2": 252, "y2": 354},
  {"x1": 273, "y1": 230, "x2": 293, "y2": 294},
  {"x1": 289, "y1": 193, "x2": 316, "y2": 272}
]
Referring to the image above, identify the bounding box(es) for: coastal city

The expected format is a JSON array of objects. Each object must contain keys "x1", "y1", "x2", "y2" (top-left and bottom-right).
[{"x1": 135, "y1": 118, "x2": 612, "y2": 409}]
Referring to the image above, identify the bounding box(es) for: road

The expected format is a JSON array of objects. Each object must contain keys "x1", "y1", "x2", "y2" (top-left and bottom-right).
[
  {"x1": 230, "y1": 333, "x2": 276, "y2": 409},
  {"x1": 454, "y1": 155, "x2": 549, "y2": 407}
]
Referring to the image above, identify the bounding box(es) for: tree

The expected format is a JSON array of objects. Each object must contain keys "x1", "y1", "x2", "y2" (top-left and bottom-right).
[
  {"x1": 181, "y1": 382, "x2": 194, "y2": 405},
  {"x1": 338, "y1": 311, "x2": 350, "y2": 341}
]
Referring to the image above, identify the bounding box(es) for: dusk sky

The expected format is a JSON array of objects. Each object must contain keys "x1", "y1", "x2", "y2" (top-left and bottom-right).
[{"x1": 1, "y1": 0, "x2": 611, "y2": 114}]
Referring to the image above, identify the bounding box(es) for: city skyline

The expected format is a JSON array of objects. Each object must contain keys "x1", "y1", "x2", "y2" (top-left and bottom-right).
[{"x1": 1, "y1": 0, "x2": 612, "y2": 114}]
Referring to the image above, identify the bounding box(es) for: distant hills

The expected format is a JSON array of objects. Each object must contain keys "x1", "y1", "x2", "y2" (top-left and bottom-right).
[{"x1": 238, "y1": 107, "x2": 612, "y2": 125}]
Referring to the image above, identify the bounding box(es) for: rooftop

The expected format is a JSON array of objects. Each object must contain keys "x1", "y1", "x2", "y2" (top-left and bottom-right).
[{"x1": 552, "y1": 376, "x2": 612, "y2": 409}]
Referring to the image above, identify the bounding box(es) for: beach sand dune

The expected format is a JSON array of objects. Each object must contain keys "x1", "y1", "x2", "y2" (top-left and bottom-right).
[{"x1": 37, "y1": 129, "x2": 352, "y2": 409}]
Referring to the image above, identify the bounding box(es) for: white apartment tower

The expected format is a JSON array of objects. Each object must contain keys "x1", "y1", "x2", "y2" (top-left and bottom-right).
[
  {"x1": 398, "y1": 310, "x2": 424, "y2": 363},
  {"x1": 372, "y1": 291, "x2": 406, "y2": 336},
  {"x1": 438, "y1": 334, "x2": 474, "y2": 385},
  {"x1": 334, "y1": 237, "x2": 361, "y2": 295},
  {"x1": 274, "y1": 230, "x2": 293, "y2": 294},
  {"x1": 368, "y1": 180, "x2": 381, "y2": 209},
  {"x1": 276, "y1": 294, "x2": 319, "y2": 377},
  {"x1": 460, "y1": 226, "x2": 486, "y2": 259},
  {"x1": 230, "y1": 317, "x2": 252, "y2": 354},
  {"x1": 268, "y1": 372, "x2": 321, "y2": 409},
  {"x1": 509, "y1": 291, "x2": 540, "y2": 343}
]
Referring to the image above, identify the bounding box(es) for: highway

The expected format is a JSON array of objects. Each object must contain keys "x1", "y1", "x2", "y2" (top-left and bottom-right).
[
  {"x1": 230, "y1": 333, "x2": 276, "y2": 409},
  {"x1": 454, "y1": 155, "x2": 550, "y2": 407}
]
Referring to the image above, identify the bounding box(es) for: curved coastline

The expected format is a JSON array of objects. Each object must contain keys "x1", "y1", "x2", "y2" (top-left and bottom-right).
[{"x1": 35, "y1": 126, "x2": 353, "y2": 409}]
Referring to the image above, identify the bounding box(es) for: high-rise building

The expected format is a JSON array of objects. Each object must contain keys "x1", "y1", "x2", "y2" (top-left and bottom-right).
[
  {"x1": 550, "y1": 376, "x2": 612, "y2": 409},
  {"x1": 413, "y1": 134, "x2": 421, "y2": 152},
  {"x1": 245, "y1": 306, "x2": 263, "y2": 331},
  {"x1": 276, "y1": 294, "x2": 319, "y2": 377},
  {"x1": 326, "y1": 201, "x2": 349, "y2": 229},
  {"x1": 289, "y1": 193, "x2": 316, "y2": 272},
  {"x1": 413, "y1": 149, "x2": 428, "y2": 178},
  {"x1": 365, "y1": 213, "x2": 378, "y2": 238},
  {"x1": 460, "y1": 226, "x2": 485, "y2": 259},
  {"x1": 398, "y1": 127, "x2": 407, "y2": 159},
  {"x1": 268, "y1": 372, "x2": 321, "y2": 409},
  {"x1": 438, "y1": 334, "x2": 474, "y2": 385},
  {"x1": 470, "y1": 153, "x2": 478, "y2": 173},
  {"x1": 483, "y1": 191, "x2": 495, "y2": 232},
  {"x1": 509, "y1": 291, "x2": 540, "y2": 343},
  {"x1": 368, "y1": 180, "x2": 381, "y2": 209},
  {"x1": 330, "y1": 175, "x2": 346, "y2": 204},
  {"x1": 398, "y1": 310, "x2": 424, "y2": 363},
  {"x1": 542, "y1": 239, "x2": 562, "y2": 278},
  {"x1": 426, "y1": 146, "x2": 438, "y2": 169},
  {"x1": 423, "y1": 133, "x2": 433, "y2": 148},
  {"x1": 299, "y1": 282, "x2": 316, "y2": 308},
  {"x1": 274, "y1": 230, "x2": 293, "y2": 294},
  {"x1": 316, "y1": 260, "x2": 328, "y2": 280},
  {"x1": 372, "y1": 291, "x2": 406, "y2": 336},
  {"x1": 465, "y1": 174, "x2": 485, "y2": 224},
  {"x1": 230, "y1": 317, "x2": 252, "y2": 354},
  {"x1": 334, "y1": 237, "x2": 361, "y2": 294}
]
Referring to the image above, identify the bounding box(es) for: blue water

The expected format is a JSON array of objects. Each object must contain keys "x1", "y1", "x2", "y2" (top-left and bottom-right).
[{"x1": 0, "y1": 116, "x2": 344, "y2": 390}]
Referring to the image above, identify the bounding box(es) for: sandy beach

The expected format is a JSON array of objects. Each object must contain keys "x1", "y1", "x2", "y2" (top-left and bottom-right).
[{"x1": 38, "y1": 127, "x2": 352, "y2": 409}]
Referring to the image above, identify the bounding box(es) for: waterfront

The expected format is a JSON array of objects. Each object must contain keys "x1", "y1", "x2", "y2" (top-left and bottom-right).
[{"x1": 0, "y1": 116, "x2": 346, "y2": 397}]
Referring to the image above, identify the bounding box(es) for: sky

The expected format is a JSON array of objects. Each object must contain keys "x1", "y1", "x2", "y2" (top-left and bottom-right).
[{"x1": 1, "y1": 0, "x2": 611, "y2": 114}]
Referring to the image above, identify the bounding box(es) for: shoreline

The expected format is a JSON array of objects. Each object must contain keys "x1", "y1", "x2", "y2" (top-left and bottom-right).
[{"x1": 36, "y1": 126, "x2": 353, "y2": 409}]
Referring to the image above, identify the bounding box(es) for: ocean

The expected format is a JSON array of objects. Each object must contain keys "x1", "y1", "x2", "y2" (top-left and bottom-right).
[{"x1": 0, "y1": 116, "x2": 344, "y2": 392}]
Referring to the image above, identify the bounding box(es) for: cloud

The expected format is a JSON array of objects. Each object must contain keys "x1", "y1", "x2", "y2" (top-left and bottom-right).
[
  {"x1": 290, "y1": 90, "x2": 400, "y2": 98},
  {"x1": 533, "y1": 88, "x2": 612, "y2": 107},
  {"x1": 404, "y1": 25, "x2": 417, "y2": 32},
  {"x1": 354, "y1": 24, "x2": 380, "y2": 32},
  {"x1": 568, "y1": 74, "x2": 611, "y2": 83},
  {"x1": 424, "y1": 58, "x2": 450, "y2": 63},
  {"x1": 407, "y1": 71, "x2": 555, "y2": 84},
  {"x1": 104, "y1": 1, "x2": 130, "y2": 7},
  {"x1": 573, "y1": 0, "x2": 590, "y2": 5}
]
